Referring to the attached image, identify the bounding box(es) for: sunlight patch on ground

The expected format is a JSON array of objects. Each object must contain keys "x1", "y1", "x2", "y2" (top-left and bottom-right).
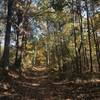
[
  {"x1": 32, "y1": 66, "x2": 48, "y2": 72},
  {"x1": 8, "y1": 71, "x2": 19, "y2": 79}
]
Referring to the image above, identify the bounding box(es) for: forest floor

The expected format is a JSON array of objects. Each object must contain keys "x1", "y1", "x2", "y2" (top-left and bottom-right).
[{"x1": 0, "y1": 66, "x2": 100, "y2": 100}]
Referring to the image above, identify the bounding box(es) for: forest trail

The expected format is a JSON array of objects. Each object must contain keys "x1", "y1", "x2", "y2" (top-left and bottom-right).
[
  {"x1": 0, "y1": 0, "x2": 100, "y2": 99},
  {"x1": 0, "y1": 66, "x2": 100, "y2": 100}
]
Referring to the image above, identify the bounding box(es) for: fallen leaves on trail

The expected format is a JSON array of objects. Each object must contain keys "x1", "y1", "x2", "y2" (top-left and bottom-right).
[
  {"x1": 32, "y1": 66, "x2": 48, "y2": 72},
  {"x1": 0, "y1": 67, "x2": 100, "y2": 100},
  {"x1": 8, "y1": 71, "x2": 19, "y2": 79}
]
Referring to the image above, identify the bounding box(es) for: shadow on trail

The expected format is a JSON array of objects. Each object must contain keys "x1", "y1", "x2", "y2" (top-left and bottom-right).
[{"x1": 0, "y1": 67, "x2": 100, "y2": 100}]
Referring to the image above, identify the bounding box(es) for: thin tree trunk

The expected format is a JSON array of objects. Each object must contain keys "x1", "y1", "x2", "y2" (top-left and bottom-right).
[
  {"x1": 72, "y1": 0, "x2": 79, "y2": 73},
  {"x1": 15, "y1": 29, "x2": 20, "y2": 68},
  {"x1": 45, "y1": 43, "x2": 50, "y2": 67},
  {"x1": 33, "y1": 45, "x2": 37, "y2": 66},
  {"x1": 77, "y1": 0, "x2": 83, "y2": 73},
  {"x1": 90, "y1": 0, "x2": 100, "y2": 71},
  {"x1": 85, "y1": 0, "x2": 93, "y2": 72},
  {"x1": 15, "y1": 10, "x2": 23, "y2": 69}
]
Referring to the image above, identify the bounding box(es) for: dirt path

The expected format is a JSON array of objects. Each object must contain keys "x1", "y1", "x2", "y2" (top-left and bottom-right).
[{"x1": 0, "y1": 67, "x2": 100, "y2": 100}]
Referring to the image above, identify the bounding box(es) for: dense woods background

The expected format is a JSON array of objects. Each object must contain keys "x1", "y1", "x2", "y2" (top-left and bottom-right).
[{"x1": 0, "y1": 0, "x2": 100, "y2": 99}]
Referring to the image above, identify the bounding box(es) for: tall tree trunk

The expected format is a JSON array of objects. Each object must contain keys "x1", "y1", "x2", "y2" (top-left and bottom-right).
[
  {"x1": 77, "y1": 0, "x2": 83, "y2": 73},
  {"x1": 15, "y1": 28, "x2": 20, "y2": 68},
  {"x1": 85, "y1": 0, "x2": 93, "y2": 72},
  {"x1": 14, "y1": 9, "x2": 23, "y2": 69},
  {"x1": 0, "y1": 0, "x2": 13, "y2": 68},
  {"x1": 72, "y1": 0, "x2": 79, "y2": 73},
  {"x1": 90, "y1": 0, "x2": 100, "y2": 71}
]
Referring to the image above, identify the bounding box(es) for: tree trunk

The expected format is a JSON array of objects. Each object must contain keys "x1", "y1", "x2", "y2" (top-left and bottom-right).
[
  {"x1": 72, "y1": 0, "x2": 79, "y2": 73},
  {"x1": 90, "y1": 0, "x2": 100, "y2": 71},
  {"x1": 14, "y1": 10, "x2": 23, "y2": 69},
  {"x1": 45, "y1": 43, "x2": 50, "y2": 67},
  {"x1": 85, "y1": 0, "x2": 93, "y2": 72},
  {"x1": 0, "y1": 0, "x2": 13, "y2": 68},
  {"x1": 77, "y1": 0, "x2": 83, "y2": 73}
]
